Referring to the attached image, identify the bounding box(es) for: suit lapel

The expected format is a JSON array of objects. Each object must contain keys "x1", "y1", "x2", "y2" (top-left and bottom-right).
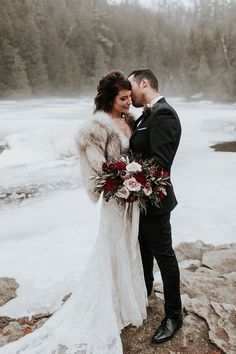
[
  {"x1": 130, "y1": 113, "x2": 145, "y2": 139},
  {"x1": 130, "y1": 98, "x2": 166, "y2": 140}
]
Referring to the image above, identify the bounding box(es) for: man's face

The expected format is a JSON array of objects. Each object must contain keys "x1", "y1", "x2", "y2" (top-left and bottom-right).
[{"x1": 128, "y1": 75, "x2": 145, "y2": 108}]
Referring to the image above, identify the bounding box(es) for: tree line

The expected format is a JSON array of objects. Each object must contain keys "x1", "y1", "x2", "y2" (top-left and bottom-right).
[{"x1": 0, "y1": 0, "x2": 235, "y2": 101}]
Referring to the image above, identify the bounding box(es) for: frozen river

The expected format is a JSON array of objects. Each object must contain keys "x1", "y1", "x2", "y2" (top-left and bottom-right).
[{"x1": 0, "y1": 97, "x2": 235, "y2": 319}]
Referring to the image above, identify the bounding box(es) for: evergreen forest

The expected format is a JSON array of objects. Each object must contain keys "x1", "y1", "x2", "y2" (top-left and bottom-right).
[{"x1": 0, "y1": 0, "x2": 235, "y2": 101}]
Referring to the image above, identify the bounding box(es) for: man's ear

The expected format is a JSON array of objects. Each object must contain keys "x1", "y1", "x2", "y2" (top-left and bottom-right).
[{"x1": 140, "y1": 78, "x2": 148, "y2": 89}]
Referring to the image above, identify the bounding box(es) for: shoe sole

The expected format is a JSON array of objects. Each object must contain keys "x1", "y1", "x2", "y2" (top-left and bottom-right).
[{"x1": 151, "y1": 321, "x2": 183, "y2": 344}]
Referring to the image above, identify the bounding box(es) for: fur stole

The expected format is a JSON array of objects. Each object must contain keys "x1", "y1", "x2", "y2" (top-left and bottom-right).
[{"x1": 76, "y1": 112, "x2": 127, "y2": 202}]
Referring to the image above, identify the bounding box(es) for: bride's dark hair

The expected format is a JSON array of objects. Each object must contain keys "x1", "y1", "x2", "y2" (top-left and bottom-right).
[{"x1": 94, "y1": 70, "x2": 131, "y2": 113}]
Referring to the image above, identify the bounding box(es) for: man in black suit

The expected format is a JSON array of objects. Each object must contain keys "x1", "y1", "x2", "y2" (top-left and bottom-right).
[{"x1": 128, "y1": 69, "x2": 182, "y2": 343}]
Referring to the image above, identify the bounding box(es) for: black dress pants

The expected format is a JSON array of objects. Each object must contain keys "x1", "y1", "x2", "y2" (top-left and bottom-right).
[{"x1": 138, "y1": 212, "x2": 182, "y2": 318}]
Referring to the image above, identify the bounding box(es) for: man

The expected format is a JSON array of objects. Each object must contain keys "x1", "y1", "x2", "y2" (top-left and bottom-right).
[{"x1": 128, "y1": 69, "x2": 182, "y2": 343}]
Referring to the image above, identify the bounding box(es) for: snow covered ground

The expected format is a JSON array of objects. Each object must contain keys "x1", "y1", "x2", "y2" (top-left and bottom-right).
[{"x1": 0, "y1": 97, "x2": 235, "y2": 319}]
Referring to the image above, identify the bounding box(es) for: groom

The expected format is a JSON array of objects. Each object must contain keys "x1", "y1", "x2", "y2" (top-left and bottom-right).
[{"x1": 128, "y1": 69, "x2": 182, "y2": 343}]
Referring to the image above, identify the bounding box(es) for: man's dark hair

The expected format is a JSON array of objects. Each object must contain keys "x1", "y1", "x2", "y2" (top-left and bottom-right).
[{"x1": 128, "y1": 69, "x2": 158, "y2": 91}]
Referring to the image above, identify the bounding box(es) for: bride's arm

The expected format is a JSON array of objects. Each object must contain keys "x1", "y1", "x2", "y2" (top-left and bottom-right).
[{"x1": 76, "y1": 120, "x2": 107, "y2": 202}]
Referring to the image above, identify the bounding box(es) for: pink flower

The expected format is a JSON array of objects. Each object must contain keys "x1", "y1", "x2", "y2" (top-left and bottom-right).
[
  {"x1": 126, "y1": 161, "x2": 142, "y2": 173},
  {"x1": 143, "y1": 186, "x2": 153, "y2": 196},
  {"x1": 115, "y1": 186, "x2": 130, "y2": 199},
  {"x1": 123, "y1": 177, "x2": 141, "y2": 192}
]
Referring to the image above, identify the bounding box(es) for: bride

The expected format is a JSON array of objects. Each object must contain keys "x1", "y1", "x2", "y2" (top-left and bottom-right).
[{"x1": 0, "y1": 71, "x2": 147, "y2": 354}]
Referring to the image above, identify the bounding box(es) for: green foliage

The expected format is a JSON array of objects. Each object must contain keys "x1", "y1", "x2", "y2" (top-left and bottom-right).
[{"x1": 0, "y1": 0, "x2": 235, "y2": 101}]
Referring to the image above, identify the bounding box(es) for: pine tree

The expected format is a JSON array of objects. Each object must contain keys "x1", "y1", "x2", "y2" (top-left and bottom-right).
[
  {"x1": 197, "y1": 54, "x2": 212, "y2": 94},
  {"x1": 14, "y1": 0, "x2": 49, "y2": 94},
  {"x1": 0, "y1": 39, "x2": 31, "y2": 97}
]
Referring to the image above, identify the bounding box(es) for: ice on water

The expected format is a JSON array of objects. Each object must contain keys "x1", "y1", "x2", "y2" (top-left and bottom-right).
[{"x1": 0, "y1": 97, "x2": 235, "y2": 319}]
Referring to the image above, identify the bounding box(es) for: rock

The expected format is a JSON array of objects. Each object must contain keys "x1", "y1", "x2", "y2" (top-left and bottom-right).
[
  {"x1": 0, "y1": 278, "x2": 19, "y2": 306},
  {"x1": 175, "y1": 240, "x2": 214, "y2": 262},
  {"x1": 180, "y1": 293, "x2": 190, "y2": 305},
  {"x1": 179, "y1": 259, "x2": 201, "y2": 271},
  {"x1": 210, "y1": 302, "x2": 236, "y2": 353},
  {"x1": 0, "y1": 185, "x2": 41, "y2": 204},
  {"x1": 194, "y1": 266, "x2": 221, "y2": 277},
  {"x1": 0, "y1": 144, "x2": 9, "y2": 154},
  {"x1": 181, "y1": 314, "x2": 206, "y2": 348},
  {"x1": 202, "y1": 248, "x2": 236, "y2": 274},
  {"x1": 2, "y1": 321, "x2": 23, "y2": 342},
  {"x1": 215, "y1": 243, "x2": 236, "y2": 250},
  {"x1": 174, "y1": 248, "x2": 187, "y2": 262},
  {"x1": 180, "y1": 243, "x2": 236, "y2": 354},
  {"x1": 184, "y1": 297, "x2": 236, "y2": 354},
  {"x1": 154, "y1": 282, "x2": 163, "y2": 294},
  {"x1": 181, "y1": 270, "x2": 236, "y2": 305},
  {"x1": 0, "y1": 313, "x2": 51, "y2": 348},
  {"x1": 62, "y1": 292, "x2": 72, "y2": 303},
  {"x1": 0, "y1": 317, "x2": 11, "y2": 332},
  {"x1": 0, "y1": 335, "x2": 8, "y2": 347},
  {"x1": 223, "y1": 271, "x2": 236, "y2": 282},
  {"x1": 210, "y1": 141, "x2": 236, "y2": 152}
]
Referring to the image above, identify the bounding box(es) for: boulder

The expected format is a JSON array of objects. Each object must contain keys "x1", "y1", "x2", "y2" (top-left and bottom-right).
[
  {"x1": 202, "y1": 248, "x2": 236, "y2": 274},
  {"x1": 181, "y1": 269, "x2": 236, "y2": 305},
  {"x1": 175, "y1": 240, "x2": 214, "y2": 261},
  {"x1": 0, "y1": 278, "x2": 18, "y2": 306},
  {"x1": 184, "y1": 297, "x2": 236, "y2": 354}
]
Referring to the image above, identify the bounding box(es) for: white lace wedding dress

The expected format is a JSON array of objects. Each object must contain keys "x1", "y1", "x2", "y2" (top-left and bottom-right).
[{"x1": 0, "y1": 134, "x2": 147, "y2": 354}]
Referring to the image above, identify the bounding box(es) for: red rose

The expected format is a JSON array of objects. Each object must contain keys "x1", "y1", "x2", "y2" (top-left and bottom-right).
[
  {"x1": 115, "y1": 161, "x2": 126, "y2": 170},
  {"x1": 152, "y1": 170, "x2": 159, "y2": 177},
  {"x1": 156, "y1": 165, "x2": 163, "y2": 172},
  {"x1": 107, "y1": 162, "x2": 116, "y2": 171},
  {"x1": 163, "y1": 170, "x2": 169, "y2": 177},
  {"x1": 135, "y1": 172, "x2": 146, "y2": 185},
  {"x1": 104, "y1": 177, "x2": 117, "y2": 193},
  {"x1": 159, "y1": 191, "x2": 165, "y2": 200},
  {"x1": 158, "y1": 185, "x2": 167, "y2": 200},
  {"x1": 102, "y1": 162, "x2": 108, "y2": 172}
]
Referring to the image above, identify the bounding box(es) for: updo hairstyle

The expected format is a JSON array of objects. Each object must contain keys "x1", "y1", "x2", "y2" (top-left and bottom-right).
[{"x1": 94, "y1": 71, "x2": 131, "y2": 113}]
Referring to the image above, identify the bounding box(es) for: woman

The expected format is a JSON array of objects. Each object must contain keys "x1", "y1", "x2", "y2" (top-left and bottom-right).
[{"x1": 1, "y1": 71, "x2": 147, "y2": 354}]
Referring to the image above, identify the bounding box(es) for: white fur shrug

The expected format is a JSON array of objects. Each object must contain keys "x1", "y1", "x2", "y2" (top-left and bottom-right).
[{"x1": 76, "y1": 112, "x2": 125, "y2": 202}]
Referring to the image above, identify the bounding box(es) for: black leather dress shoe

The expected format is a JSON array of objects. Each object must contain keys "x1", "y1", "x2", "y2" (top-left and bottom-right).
[{"x1": 152, "y1": 316, "x2": 183, "y2": 344}]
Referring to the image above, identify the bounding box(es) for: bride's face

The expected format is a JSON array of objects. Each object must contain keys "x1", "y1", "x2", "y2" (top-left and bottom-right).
[{"x1": 112, "y1": 89, "x2": 132, "y2": 115}]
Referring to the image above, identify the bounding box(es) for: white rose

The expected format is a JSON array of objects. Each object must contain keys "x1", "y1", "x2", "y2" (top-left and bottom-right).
[
  {"x1": 143, "y1": 186, "x2": 153, "y2": 196},
  {"x1": 115, "y1": 186, "x2": 130, "y2": 199},
  {"x1": 123, "y1": 177, "x2": 141, "y2": 192},
  {"x1": 126, "y1": 161, "x2": 142, "y2": 173}
]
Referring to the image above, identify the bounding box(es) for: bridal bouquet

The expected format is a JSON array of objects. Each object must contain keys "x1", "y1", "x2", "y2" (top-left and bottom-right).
[{"x1": 90, "y1": 154, "x2": 170, "y2": 211}]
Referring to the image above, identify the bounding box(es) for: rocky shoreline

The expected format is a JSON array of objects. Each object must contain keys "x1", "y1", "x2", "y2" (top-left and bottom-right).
[
  {"x1": 210, "y1": 141, "x2": 236, "y2": 152},
  {"x1": 1, "y1": 241, "x2": 236, "y2": 353},
  {"x1": 122, "y1": 241, "x2": 236, "y2": 354}
]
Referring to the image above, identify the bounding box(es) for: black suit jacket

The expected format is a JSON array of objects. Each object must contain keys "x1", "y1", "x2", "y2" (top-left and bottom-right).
[{"x1": 130, "y1": 98, "x2": 181, "y2": 215}]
